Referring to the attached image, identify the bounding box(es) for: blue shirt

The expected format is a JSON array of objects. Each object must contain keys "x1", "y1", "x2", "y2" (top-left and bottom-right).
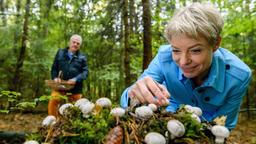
[
  {"x1": 68, "y1": 51, "x2": 74, "y2": 60},
  {"x1": 120, "y1": 45, "x2": 251, "y2": 129}
]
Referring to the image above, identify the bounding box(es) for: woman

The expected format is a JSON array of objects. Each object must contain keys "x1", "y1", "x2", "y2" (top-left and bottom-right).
[{"x1": 120, "y1": 3, "x2": 251, "y2": 130}]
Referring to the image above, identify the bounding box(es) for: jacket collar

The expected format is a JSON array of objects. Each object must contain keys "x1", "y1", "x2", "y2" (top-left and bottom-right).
[{"x1": 65, "y1": 47, "x2": 79, "y2": 56}]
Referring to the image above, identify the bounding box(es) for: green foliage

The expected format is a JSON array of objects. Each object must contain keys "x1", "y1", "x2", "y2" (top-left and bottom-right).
[
  {"x1": 0, "y1": 109, "x2": 9, "y2": 113},
  {"x1": 37, "y1": 94, "x2": 68, "y2": 103},
  {"x1": 0, "y1": 91, "x2": 44, "y2": 112},
  {"x1": 0, "y1": 91, "x2": 21, "y2": 113},
  {"x1": 175, "y1": 109, "x2": 205, "y2": 139},
  {"x1": 31, "y1": 106, "x2": 116, "y2": 143},
  {"x1": 62, "y1": 108, "x2": 115, "y2": 143},
  {"x1": 0, "y1": 90, "x2": 21, "y2": 102},
  {"x1": 13, "y1": 102, "x2": 37, "y2": 111},
  {"x1": 0, "y1": 91, "x2": 68, "y2": 113},
  {"x1": 37, "y1": 95, "x2": 52, "y2": 102}
]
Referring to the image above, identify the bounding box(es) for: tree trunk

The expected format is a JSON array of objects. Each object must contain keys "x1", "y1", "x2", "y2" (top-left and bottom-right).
[
  {"x1": 7, "y1": 0, "x2": 21, "y2": 91},
  {"x1": 129, "y1": 0, "x2": 135, "y2": 33},
  {"x1": 123, "y1": 0, "x2": 131, "y2": 86},
  {"x1": 0, "y1": 0, "x2": 7, "y2": 26},
  {"x1": 11, "y1": 0, "x2": 30, "y2": 91},
  {"x1": 41, "y1": 0, "x2": 53, "y2": 37},
  {"x1": 142, "y1": 0, "x2": 152, "y2": 70},
  {"x1": 12, "y1": 0, "x2": 21, "y2": 56}
]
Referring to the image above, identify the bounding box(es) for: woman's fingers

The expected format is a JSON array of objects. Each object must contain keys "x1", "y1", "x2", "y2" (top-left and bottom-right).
[
  {"x1": 158, "y1": 84, "x2": 170, "y2": 99},
  {"x1": 128, "y1": 76, "x2": 170, "y2": 106},
  {"x1": 145, "y1": 77, "x2": 169, "y2": 105}
]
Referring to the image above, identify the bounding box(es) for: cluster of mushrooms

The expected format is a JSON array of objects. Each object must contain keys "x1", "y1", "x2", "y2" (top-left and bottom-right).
[
  {"x1": 142, "y1": 104, "x2": 230, "y2": 144},
  {"x1": 24, "y1": 98, "x2": 230, "y2": 144}
]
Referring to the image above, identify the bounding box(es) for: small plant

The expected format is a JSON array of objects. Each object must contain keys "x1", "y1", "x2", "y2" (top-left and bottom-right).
[
  {"x1": 13, "y1": 101, "x2": 37, "y2": 112},
  {"x1": 0, "y1": 90, "x2": 21, "y2": 113}
]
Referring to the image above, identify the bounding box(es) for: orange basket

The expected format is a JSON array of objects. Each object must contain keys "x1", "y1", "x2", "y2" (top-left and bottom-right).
[{"x1": 45, "y1": 80, "x2": 75, "y2": 91}]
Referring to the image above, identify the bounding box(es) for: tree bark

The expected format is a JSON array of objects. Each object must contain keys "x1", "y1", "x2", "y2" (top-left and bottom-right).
[
  {"x1": 123, "y1": 0, "x2": 131, "y2": 86},
  {"x1": 129, "y1": 0, "x2": 135, "y2": 33},
  {"x1": 0, "y1": 0, "x2": 7, "y2": 26},
  {"x1": 13, "y1": 0, "x2": 21, "y2": 56},
  {"x1": 11, "y1": 0, "x2": 31, "y2": 91},
  {"x1": 40, "y1": 0, "x2": 53, "y2": 37},
  {"x1": 142, "y1": 0, "x2": 152, "y2": 70}
]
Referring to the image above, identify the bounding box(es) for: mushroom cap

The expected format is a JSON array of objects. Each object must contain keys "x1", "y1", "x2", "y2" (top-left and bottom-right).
[
  {"x1": 185, "y1": 105, "x2": 202, "y2": 116},
  {"x1": 135, "y1": 106, "x2": 153, "y2": 119},
  {"x1": 110, "y1": 107, "x2": 126, "y2": 117},
  {"x1": 191, "y1": 106, "x2": 202, "y2": 116},
  {"x1": 59, "y1": 103, "x2": 74, "y2": 115},
  {"x1": 144, "y1": 132, "x2": 166, "y2": 144},
  {"x1": 191, "y1": 113, "x2": 201, "y2": 123},
  {"x1": 148, "y1": 103, "x2": 158, "y2": 112},
  {"x1": 211, "y1": 125, "x2": 230, "y2": 137},
  {"x1": 23, "y1": 140, "x2": 39, "y2": 144},
  {"x1": 80, "y1": 102, "x2": 95, "y2": 115},
  {"x1": 74, "y1": 98, "x2": 90, "y2": 108},
  {"x1": 42, "y1": 115, "x2": 56, "y2": 127},
  {"x1": 184, "y1": 105, "x2": 193, "y2": 112},
  {"x1": 167, "y1": 120, "x2": 185, "y2": 137},
  {"x1": 96, "y1": 97, "x2": 112, "y2": 108}
]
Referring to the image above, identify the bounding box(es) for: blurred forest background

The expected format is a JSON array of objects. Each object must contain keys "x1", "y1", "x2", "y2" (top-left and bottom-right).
[{"x1": 0, "y1": 0, "x2": 255, "y2": 118}]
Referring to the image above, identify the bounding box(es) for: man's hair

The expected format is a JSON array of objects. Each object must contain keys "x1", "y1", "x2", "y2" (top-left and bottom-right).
[
  {"x1": 70, "y1": 34, "x2": 82, "y2": 44},
  {"x1": 164, "y1": 2, "x2": 224, "y2": 46}
]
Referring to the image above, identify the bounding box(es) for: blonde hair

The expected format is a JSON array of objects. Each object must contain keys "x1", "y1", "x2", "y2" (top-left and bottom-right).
[{"x1": 164, "y1": 2, "x2": 224, "y2": 46}]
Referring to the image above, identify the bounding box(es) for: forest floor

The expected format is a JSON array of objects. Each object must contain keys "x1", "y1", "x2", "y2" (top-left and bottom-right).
[{"x1": 0, "y1": 112, "x2": 256, "y2": 144}]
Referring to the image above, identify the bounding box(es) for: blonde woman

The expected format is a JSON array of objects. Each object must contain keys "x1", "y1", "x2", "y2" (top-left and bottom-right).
[{"x1": 120, "y1": 3, "x2": 251, "y2": 130}]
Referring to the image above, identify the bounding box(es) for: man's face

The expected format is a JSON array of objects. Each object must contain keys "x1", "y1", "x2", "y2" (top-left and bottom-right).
[
  {"x1": 170, "y1": 34, "x2": 217, "y2": 81},
  {"x1": 69, "y1": 36, "x2": 81, "y2": 53}
]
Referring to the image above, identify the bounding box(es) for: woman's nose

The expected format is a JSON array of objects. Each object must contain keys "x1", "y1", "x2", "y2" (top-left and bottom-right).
[{"x1": 179, "y1": 54, "x2": 191, "y2": 66}]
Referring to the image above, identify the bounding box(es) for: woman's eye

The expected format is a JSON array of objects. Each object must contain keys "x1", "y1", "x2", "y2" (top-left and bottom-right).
[
  {"x1": 172, "y1": 49, "x2": 180, "y2": 53},
  {"x1": 191, "y1": 49, "x2": 201, "y2": 53}
]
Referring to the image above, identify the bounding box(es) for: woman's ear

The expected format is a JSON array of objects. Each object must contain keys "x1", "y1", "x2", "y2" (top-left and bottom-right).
[{"x1": 213, "y1": 36, "x2": 222, "y2": 52}]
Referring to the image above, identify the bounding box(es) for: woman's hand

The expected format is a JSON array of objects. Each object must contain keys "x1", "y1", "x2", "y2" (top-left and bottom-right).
[{"x1": 128, "y1": 76, "x2": 170, "y2": 106}]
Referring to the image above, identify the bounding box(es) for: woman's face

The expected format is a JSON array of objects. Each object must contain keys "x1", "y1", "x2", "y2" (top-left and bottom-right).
[{"x1": 171, "y1": 34, "x2": 218, "y2": 81}]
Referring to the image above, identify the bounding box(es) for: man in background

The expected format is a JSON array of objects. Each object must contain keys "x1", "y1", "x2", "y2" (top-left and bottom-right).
[{"x1": 48, "y1": 34, "x2": 89, "y2": 117}]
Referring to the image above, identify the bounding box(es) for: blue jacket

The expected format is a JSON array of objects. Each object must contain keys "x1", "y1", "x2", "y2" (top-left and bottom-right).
[
  {"x1": 51, "y1": 48, "x2": 89, "y2": 94},
  {"x1": 120, "y1": 45, "x2": 251, "y2": 129}
]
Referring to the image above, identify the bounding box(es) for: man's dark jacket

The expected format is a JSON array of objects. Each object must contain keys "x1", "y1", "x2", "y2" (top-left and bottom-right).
[{"x1": 51, "y1": 47, "x2": 89, "y2": 94}]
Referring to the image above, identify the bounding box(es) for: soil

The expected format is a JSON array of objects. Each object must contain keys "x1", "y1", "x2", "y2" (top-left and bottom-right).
[{"x1": 0, "y1": 113, "x2": 256, "y2": 144}]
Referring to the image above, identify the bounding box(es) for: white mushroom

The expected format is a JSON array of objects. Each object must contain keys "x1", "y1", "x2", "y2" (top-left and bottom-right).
[
  {"x1": 96, "y1": 97, "x2": 112, "y2": 108},
  {"x1": 59, "y1": 103, "x2": 73, "y2": 116},
  {"x1": 211, "y1": 125, "x2": 230, "y2": 144},
  {"x1": 191, "y1": 113, "x2": 201, "y2": 123},
  {"x1": 191, "y1": 106, "x2": 202, "y2": 116},
  {"x1": 167, "y1": 119, "x2": 185, "y2": 139},
  {"x1": 135, "y1": 106, "x2": 153, "y2": 119},
  {"x1": 74, "y1": 98, "x2": 90, "y2": 108},
  {"x1": 184, "y1": 105, "x2": 193, "y2": 112},
  {"x1": 80, "y1": 102, "x2": 95, "y2": 117},
  {"x1": 110, "y1": 107, "x2": 126, "y2": 117},
  {"x1": 148, "y1": 103, "x2": 158, "y2": 112},
  {"x1": 23, "y1": 140, "x2": 39, "y2": 144},
  {"x1": 184, "y1": 105, "x2": 202, "y2": 116},
  {"x1": 42, "y1": 115, "x2": 56, "y2": 127},
  {"x1": 144, "y1": 132, "x2": 166, "y2": 144}
]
